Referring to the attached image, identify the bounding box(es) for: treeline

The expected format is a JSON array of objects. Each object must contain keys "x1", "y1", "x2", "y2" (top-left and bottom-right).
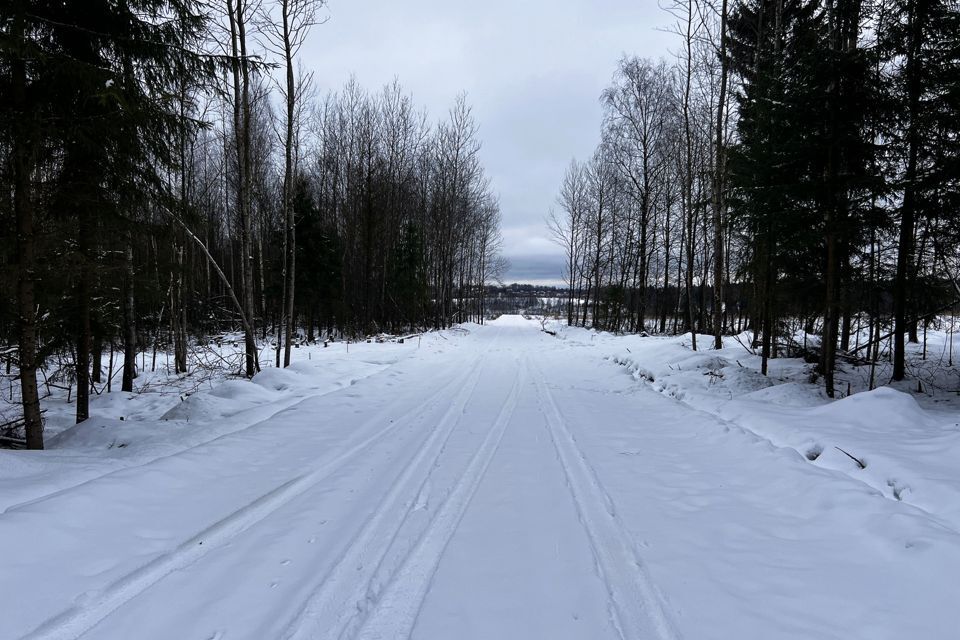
[
  {"x1": 0, "y1": 0, "x2": 503, "y2": 448},
  {"x1": 550, "y1": 0, "x2": 959, "y2": 397},
  {"x1": 309, "y1": 83, "x2": 505, "y2": 334}
]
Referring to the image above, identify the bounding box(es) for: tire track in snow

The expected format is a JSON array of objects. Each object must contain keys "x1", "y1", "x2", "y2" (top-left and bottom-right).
[
  {"x1": 532, "y1": 362, "x2": 682, "y2": 640},
  {"x1": 279, "y1": 350, "x2": 513, "y2": 640},
  {"x1": 352, "y1": 357, "x2": 526, "y2": 640},
  {"x1": 20, "y1": 355, "x2": 483, "y2": 640}
]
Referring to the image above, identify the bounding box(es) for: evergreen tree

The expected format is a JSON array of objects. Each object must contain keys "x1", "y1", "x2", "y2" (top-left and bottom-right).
[
  {"x1": 47, "y1": 0, "x2": 213, "y2": 422},
  {"x1": 817, "y1": 0, "x2": 881, "y2": 396},
  {"x1": 727, "y1": 0, "x2": 826, "y2": 374},
  {"x1": 0, "y1": 0, "x2": 216, "y2": 439},
  {"x1": 881, "y1": 0, "x2": 960, "y2": 380}
]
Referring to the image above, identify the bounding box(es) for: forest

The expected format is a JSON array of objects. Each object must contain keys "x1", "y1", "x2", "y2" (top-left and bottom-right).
[
  {"x1": 549, "y1": 0, "x2": 959, "y2": 398},
  {"x1": 3, "y1": 2, "x2": 960, "y2": 634},
  {"x1": 3, "y1": 0, "x2": 960, "y2": 451},
  {"x1": 0, "y1": 0, "x2": 504, "y2": 448}
]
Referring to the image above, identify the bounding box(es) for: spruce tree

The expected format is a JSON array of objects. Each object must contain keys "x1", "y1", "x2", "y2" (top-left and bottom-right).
[
  {"x1": 727, "y1": 0, "x2": 825, "y2": 374},
  {"x1": 818, "y1": 0, "x2": 879, "y2": 396},
  {"x1": 2, "y1": 0, "x2": 216, "y2": 430},
  {"x1": 883, "y1": 0, "x2": 960, "y2": 380}
]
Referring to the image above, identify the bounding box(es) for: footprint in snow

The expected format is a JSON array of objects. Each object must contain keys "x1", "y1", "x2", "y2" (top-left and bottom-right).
[{"x1": 887, "y1": 479, "x2": 910, "y2": 501}]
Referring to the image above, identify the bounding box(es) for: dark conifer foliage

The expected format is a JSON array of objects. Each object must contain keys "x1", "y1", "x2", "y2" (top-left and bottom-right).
[
  {"x1": 879, "y1": 0, "x2": 960, "y2": 380},
  {"x1": 0, "y1": 2, "x2": 504, "y2": 448},
  {"x1": 2, "y1": 0, "x2": 216, "y2": 445}
]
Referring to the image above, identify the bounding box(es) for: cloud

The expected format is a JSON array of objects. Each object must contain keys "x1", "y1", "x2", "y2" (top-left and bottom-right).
[
  {"x1": 502, "y1": 224, "x2": 560, "y2": 255},
  {"x1": 502, "y1": 254, "x2": 567, "y2": 287},
  {"x1": 303, "y1": 0, "x2": 676, "y2": 283}
]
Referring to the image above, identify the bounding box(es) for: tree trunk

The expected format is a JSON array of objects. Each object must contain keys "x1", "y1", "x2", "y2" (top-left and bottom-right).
[
  {"x1": 122, "y1": 231, "x2": 137, "y2": 391},
  {"x1": 91, "y1": 333, "x2": 103, "y2": 384},
  {"x1": 76, "y1": 211, "x2": 93, "y2": 424},
  {"x1": 682, "y1": 0, "x2": 698, "y2": 351},
  {"x1": 12, "y1": 4, "x2": 44, "y2": 448},
  {"x1": 822, "y1": 222, "x2": 839, "y2": 397},
  {"x1": 228, "y1": 0, "x2": 259, "y2": 378},
  {"x1": 712, "y1": 0, "x2": 730, "y2": 350},
  {"x1": 893, "y1": 0, "x2": 924, "y2": 381},
  {"x1": 282, "y1": 1, "x2": 297, "y2": 367},
  {"x1": 660, "y1": 183, "x2": 672, "y2": 334}
]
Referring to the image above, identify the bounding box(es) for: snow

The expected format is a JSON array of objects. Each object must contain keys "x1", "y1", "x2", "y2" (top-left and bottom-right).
[
  {"x1": 2, "y1": 316, "x2": 960, "y2": 639},
  {"x1": 585, "y1": 324, "x2": 960, "y2": 532},
  {"x1": 0, "y1": 339, "x2": 411, "y2": 513}
]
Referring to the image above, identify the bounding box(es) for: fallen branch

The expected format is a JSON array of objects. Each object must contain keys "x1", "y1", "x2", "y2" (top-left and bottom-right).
[
  {"x1": 159, "y1": 205, "x2": 256, "y2": 369},
  {"x1": 849, "y1": 300, "x2": 959, "y2": 355},
  {"x1": 834, "y1": 446, "x2": 866, "y2": 469},
  {"x1": 732, "y1": 331, "x2": 757, "y2": 356},
  {"x1": 0, "y1": 435, "x2": 26, "y2": 449}
]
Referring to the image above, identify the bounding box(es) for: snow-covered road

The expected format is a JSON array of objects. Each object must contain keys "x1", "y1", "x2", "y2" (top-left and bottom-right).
[{"x1": 3, "y1": 316, "x2": 959, "y2": 639}]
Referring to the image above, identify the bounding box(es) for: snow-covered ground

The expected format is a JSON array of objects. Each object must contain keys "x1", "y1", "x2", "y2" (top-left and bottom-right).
[
  {"x1": 0, "y1": 337, "x2": 422, "y2": 514},
  {"x1": 2, "y1": 316, "x2": 959, "y2": 639},
  {"x1": 572, "y1": 321, "x2": 960, "y2": 532}
]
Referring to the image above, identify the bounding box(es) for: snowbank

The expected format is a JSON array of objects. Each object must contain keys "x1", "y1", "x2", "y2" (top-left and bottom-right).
[
  {"x1": 545, "y1": 320, "x2": 960, "y2": 532},
  {"x1": 0, "y1": 330, "x2": 455, "y2": 512}
]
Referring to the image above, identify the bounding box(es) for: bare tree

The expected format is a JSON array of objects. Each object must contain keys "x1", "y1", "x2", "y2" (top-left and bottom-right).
[
  {"x1": 261, "y1": 0, "x2": 321, "y2": 366},
  {"x1": 603, "y1": 57, "x2": 673, "y2": 333},
  {"x1": 227, "y1": 0, "x2": 260, "y2": 377},
  {"x1": 710, "y1": 0, "x2": 730, "y2": 350},
  {"x1": 548, "y1": 159, "x2": 589, "y2": 326}
]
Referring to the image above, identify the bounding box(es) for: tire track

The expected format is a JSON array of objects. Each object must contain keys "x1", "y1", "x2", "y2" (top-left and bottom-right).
[
  {"x1": 279, "y1": 352, "x2": 491, "y2": 640},
  {"x1": 20, "y1": 354, "x2": 483, "y2": 640},
  {"x1": 532, "y1": 361, "x2": 682, "y2": 640},
  {"x1": 352, "y1": 357, "x2": 526, "y2": 640}
]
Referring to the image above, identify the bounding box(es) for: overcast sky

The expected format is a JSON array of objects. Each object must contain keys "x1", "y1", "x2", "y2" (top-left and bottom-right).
[{"x1": 303, "y1": 1, "x2": 676, "y2": 285}]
